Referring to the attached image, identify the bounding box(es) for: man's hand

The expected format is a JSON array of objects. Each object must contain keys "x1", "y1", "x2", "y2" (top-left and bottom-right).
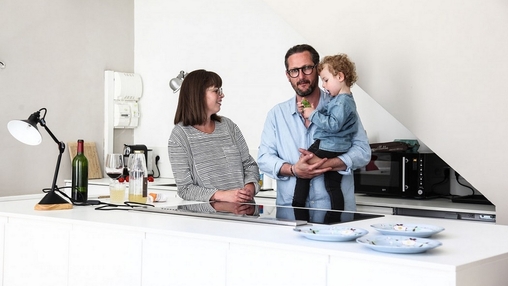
[
  {"x1": 297, "y1": 148, "x2": 347, "y2": 173},
  {"x1": 293, "y1": 148, "x2": 332, "y2": 179},
  {"x1": 296, "y1": 101, "x2": 305, "y2": 114}
]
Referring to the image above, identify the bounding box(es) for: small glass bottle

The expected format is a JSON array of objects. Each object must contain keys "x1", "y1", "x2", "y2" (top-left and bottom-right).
[
  {"x1": 71, "y1": 139, "x2": 88, "y2": 203},
  {"x1": 128, "y1": 151, "x2": 148, "y2": 203}
]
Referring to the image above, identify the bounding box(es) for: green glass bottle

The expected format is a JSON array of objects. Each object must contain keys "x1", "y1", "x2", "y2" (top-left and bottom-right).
[{"x1": 71, "y1": 139, "x2": 88, "y2": 203}]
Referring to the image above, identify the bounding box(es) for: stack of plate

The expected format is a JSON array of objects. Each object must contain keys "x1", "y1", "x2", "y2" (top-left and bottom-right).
[
  {"x1": 356, "y1": 223, "x2": 444, "y2": 254},
  {"x1": 293, "y1": 222, "x2": 444, "y2": 254}
]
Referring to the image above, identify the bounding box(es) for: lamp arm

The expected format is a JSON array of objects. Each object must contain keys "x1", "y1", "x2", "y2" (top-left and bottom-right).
[
  {"x1": 39, "y1": 118, "x2": 66, "y2": 192},
  {"x1": 39, "y1": 118, "x2": 63, "y2": 147}
]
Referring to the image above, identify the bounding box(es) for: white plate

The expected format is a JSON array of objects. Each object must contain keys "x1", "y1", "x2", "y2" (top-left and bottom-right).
[
  {"x1": 294, "y1": 226, "x2": 368, "y2": 242},
  {"x1": 356, "y1": 235, "x2": 442, "y2": 254},
  {"x1": 370, "y1": 223, "x2": 444, "y2": 238}
]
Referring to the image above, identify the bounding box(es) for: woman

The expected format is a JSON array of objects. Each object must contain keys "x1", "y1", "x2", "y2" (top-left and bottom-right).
[{"x1": 168, "y1": 69, "x2": 259, "y2": 203}]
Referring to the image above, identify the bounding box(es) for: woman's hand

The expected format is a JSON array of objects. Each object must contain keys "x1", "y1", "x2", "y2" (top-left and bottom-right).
[
  {"x1": 211, "y1": 201, "x2": 255, "y2": 215},
  {"x1": 211, "y1": 184, "x2": 254, "y2": 203}
]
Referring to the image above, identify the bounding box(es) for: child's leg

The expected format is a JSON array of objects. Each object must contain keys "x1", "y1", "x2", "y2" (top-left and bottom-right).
[
  {"x1": 293, "y1": 205, "x2": 310, "y2": 221},
  {"x1": 293, "y1": 178, "x2": 310, "y2": 221},
  {"x1": 311, "y1": 145, "x2": 345, "y2": 210},
  {"x1": 324, "y1": 171, "x2": 344, "y2": 210},
  {"x1": 323, "y1": 172, "x2": 345, "y2": 224},
  {"x1": 292, "y1": 177, "x2": 310, "y2": 207},
  {"x1": 292, "y1": 140, "x2": 321, "y2": 208}
]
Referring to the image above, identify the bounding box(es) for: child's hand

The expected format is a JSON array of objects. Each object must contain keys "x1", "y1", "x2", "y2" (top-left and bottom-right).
[
  {"x1": 302, "y1": 105, "x2": 315, "y2": 119},
  {"x1": 301, "y1": 98, "x2": 311, "y2": 108}
]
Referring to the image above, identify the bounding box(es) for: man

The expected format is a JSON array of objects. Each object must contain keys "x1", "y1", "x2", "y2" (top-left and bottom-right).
[{"x1": 257, "y1": 44, "x2": 370, "y2": 222}]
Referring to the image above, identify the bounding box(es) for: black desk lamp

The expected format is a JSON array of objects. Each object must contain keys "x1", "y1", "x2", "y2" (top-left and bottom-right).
[{"x1": 8, "y1": 108, "x2": 73, "y2": 210}]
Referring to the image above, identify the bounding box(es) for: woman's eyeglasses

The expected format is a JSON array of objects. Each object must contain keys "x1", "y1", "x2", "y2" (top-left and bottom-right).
[
  {"x1": 286, "y1": 65, "x2": 317, "y2": 78},
  {"x1": 208, "y1": 87, "x2": 224, "y2": 96}
]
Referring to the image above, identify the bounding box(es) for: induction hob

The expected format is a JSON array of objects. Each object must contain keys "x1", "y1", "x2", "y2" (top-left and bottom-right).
[{"x1": 130, "y1": 201, "x2": 383, "y2": 226}]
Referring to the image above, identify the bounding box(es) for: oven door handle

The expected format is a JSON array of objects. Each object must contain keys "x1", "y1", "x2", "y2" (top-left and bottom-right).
[{"x1": 402, "y1": 156, "x2": 407, "y2": 192}]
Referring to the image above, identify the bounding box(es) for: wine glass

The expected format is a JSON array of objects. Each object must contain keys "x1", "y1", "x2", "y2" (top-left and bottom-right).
[
  {"x1": 105, "y1": 153, "x2": 125, "y2": 204},
  {"x1": 105, "y1": 153, "x2": 124, "y2": 180}
]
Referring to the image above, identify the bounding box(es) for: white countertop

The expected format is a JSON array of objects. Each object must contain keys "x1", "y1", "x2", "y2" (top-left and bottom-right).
[
  {"x1": 0, "y1": 195, "x2": 507, "y2": 272},
  {"x1": 6, "y1": 182, "x2": 504, "y2": 285}
]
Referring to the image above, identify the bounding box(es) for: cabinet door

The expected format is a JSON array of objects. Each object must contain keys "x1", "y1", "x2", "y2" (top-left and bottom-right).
[
  {"x1": 142, "y1": 233, "x2": 228, "y2": 286},
  {"x1": 68, "y1": 225, "x2": 144, "y2": 286},
  {"x1": 3, "y1": 218, "x2": 71, "y2": 286},
  {"x1": 327, "y1": 255, "x2": 454, "y2": 286},
  {"x1": 227, "y1": 243, "x2": 328, "y2": 286},
  {"x1": 0, "y1": 216, "x2": 8, "y2": 286}
]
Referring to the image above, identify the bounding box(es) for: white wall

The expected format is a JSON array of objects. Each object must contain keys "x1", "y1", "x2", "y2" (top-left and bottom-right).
[
  {"x1": 134, "y1": 0, "x2": 422, "y2": 178},
  {"x1": 0, "y1": 0, "x2": 134, "y2": 197},
  {"x1": 260, "y1": 0, "x2": 508, "y2": 222},
  {"x1": 134, "y1": 0, "x2": 508, "y2": 223},
  {"x1": 3, "y1": 1, "x2": 501, "y2": 222}
]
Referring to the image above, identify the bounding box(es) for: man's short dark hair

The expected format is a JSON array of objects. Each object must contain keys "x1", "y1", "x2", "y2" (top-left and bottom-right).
[{"x1": 284, "y1": 44, "x2": 320, "y2": 70}]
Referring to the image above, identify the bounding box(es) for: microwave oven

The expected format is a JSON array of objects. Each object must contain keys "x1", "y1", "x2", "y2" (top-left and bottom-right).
[{"x1": 354, "y1": 152, "x2": 450, "y2": 199}]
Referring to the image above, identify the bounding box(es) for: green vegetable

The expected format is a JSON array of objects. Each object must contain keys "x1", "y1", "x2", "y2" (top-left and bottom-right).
[{"x1": 301, "y1": 98, "x2": 311, "y2": 108}]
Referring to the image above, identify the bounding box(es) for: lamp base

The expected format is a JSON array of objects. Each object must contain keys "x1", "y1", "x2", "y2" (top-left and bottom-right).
[
  {"x1": 34, "y1": 190, "x2": 73, "y2": 211},
  {"x1": 35, "y1": 203, "x2": 73, "y2": 211}
]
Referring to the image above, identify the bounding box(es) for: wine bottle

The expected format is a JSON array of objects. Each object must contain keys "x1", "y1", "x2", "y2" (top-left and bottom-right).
[{"x1": 71, "y1": 139, "x2": 88, "y2": 203}]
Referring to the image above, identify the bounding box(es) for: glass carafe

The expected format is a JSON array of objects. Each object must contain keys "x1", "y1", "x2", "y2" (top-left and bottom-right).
[{"x1": 128, "y1": 151, "x2": 148, "y2": 203}]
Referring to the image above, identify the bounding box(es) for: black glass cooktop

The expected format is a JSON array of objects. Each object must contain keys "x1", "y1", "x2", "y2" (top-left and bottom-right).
[{"x1": 131, "y1": 201, "x2": 383, "y2": 226}]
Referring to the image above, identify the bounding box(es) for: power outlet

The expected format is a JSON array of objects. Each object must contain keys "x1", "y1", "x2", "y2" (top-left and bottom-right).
[
  {"x1": 149, "y1": 146, "x2": 173, "y2": 178},
  {"x1": 450, "y1": 169, "x2": 478, "y2": 196}
]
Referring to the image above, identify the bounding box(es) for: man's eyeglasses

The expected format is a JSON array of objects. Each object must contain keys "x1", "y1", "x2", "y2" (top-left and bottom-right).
[
  {"x1": 208, "y1": 87, "x2": 224, "y2": 96},
  {"x1": 286, "y1": 65, "x2": 317, "y2": 78}
]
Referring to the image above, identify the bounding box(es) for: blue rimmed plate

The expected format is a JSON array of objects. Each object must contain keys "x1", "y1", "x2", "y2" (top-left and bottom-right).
[
  {"x1": 294, "y1": 226, "x2": 368, "y2": 242},
  {"x1": 356, "y1": 235, "x2": 442, "y2": 254},
  {"x1": 370, "y1": 223, "x2": 444, "y2": 238}
]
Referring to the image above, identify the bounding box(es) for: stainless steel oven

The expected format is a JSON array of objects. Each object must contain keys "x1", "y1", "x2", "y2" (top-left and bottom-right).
[{"x1": 354, "y1": 152, "x2": 450, "y2": 199}]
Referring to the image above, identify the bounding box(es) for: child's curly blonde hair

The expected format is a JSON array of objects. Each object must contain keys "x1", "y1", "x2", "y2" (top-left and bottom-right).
[{"x1": 317, "y1": 53, "x2": 357, "y2": 87}]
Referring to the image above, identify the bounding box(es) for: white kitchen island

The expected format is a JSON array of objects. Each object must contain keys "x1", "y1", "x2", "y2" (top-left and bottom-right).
[{"x1": 0, "y1": 193, "x2": 507, "y2": 286}]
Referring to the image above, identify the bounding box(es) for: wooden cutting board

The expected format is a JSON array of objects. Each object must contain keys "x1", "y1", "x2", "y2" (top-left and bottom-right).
[{"x1": 68, "y1": 141, "x2": 103, "y2": 179}]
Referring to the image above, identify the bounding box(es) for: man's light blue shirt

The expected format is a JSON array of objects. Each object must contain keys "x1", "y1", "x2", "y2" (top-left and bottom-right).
[{"x1": 257, "y1": 89, "x2": 371, "y2": 221}]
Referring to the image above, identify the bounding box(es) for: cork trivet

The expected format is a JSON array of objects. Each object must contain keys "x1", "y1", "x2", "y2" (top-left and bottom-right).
[{"x1": 68, "y1": 141, "x2": 103, "y2": 179}]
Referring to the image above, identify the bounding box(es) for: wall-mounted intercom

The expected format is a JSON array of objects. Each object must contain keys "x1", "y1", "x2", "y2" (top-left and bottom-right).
[
  {"x1": 104, "y1": 70, "x2": 143, "y2": 162},
  {"x1": 114, "y1": 101, "x2": 140, "y2": 128},
  {"x1": 113, "y1": 72, "x2": 143, "y2": 128}
]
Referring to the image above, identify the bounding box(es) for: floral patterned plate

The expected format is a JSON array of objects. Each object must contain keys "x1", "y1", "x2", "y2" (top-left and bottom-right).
[
  {"x1": 294, "y1": 226, "x2": 368, "y2": 242},
  {"x1": 370, "y1": 223, "x2": 444, "y2": 238},
  {"x1": 356, "y1": 235, "x2": 442, "y2": 254}
]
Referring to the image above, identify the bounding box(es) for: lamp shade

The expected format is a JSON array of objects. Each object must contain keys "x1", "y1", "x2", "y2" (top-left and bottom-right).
[
  {"x1": 169, "y1": 70, "x2": 186, "y2": 93},
  {"x1": 169, "y1": 78, "x2": 183, "y2": 93},
  {"x1": 7, "y1": 119, "x2": 42, "y2": 146}
]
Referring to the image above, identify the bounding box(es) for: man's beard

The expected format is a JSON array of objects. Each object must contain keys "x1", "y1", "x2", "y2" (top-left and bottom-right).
[{"x1": 292, "y1": 78, "x2": 316, "y2": 97}]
